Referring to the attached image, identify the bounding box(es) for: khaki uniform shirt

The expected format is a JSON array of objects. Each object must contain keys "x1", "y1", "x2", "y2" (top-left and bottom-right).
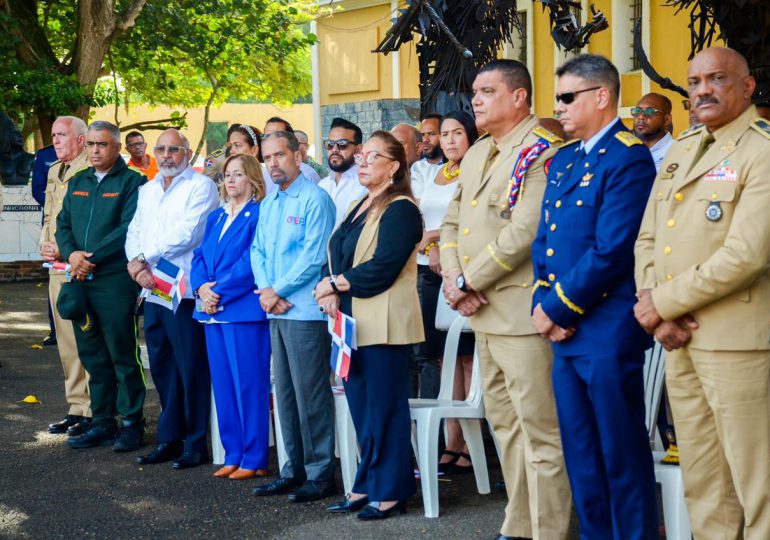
[
  {"x1": 441, "y1": 115, "x2": 561, "y2": 335},
  {"x1": 39, "y1": 150, "x2": 90, "y2": 248},
  {"x1": 635, "y1": 105, "x2": 770, "y2": 351}
]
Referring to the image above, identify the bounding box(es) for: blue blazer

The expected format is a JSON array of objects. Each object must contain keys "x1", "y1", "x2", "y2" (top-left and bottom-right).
[
  {"x1": 532, "y1": 121, "x2": 655, "y2": 356},
  {"x1": 191, "y1": 199, "x2": 267, "y2": 323}
]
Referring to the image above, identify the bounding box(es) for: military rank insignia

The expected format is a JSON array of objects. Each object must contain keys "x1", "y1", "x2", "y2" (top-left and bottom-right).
[
  {"x1": 615, "y1": 131, "x2": 643, "y2": 147},
  {"x1": 580, "y1": 173, "x2": 593, "y2": 187}
]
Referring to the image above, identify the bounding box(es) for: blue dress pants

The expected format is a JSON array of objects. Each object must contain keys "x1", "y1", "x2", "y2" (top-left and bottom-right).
[
  {"x1": 205, "y1": 321, "x2": 271, "y2": 470},
  {"x1": 344, "y1": 344, "x2": 416, "y2": 502},
  {"x1": 552, "y1": 353, "x2": 658, "y2": 540}
]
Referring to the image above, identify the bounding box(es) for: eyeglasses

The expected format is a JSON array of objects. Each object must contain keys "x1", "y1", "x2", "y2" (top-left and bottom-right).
[
  {"x1": 154, "y1": 145, "x2": 186, "y2": 155},
  {"x1": 86, "y1": 141, "x2": 111, "y2": 149},
  {"x1": 324, "y1": 139, "x2": 352, "y2": 151},
  {"x1": 555, "y1": 86, "x2": 601, "y2": 105},
  {"x1": 354, "y1": 151, "x2": 394, "y2": 165},
  {"x1": 126, "y1": 141, "x2": 145, "y2": 148},
  {"x1": 630, "y1": 107, "x2": 661, "y2": 118}
]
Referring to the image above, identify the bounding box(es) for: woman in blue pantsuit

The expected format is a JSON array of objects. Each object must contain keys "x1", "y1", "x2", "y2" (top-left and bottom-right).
[{"x1": 191, "y1": 154, "x2": 270, "y2": 480}]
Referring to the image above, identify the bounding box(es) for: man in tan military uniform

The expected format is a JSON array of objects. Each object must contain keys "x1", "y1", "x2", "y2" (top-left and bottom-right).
[
  {"x1": 635, "y1": 47, "x2": 770, "y2": 539},
  {"x1": 441, "y1": 59, "x2": 571, "y2": 540},
  {"x1": 39, "y1": 116, "x2": 92, "y2": 436}
]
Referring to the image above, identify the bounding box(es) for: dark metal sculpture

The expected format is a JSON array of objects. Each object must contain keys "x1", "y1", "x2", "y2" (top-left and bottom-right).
[
  {"x1": 664, "y1": 0, "x2": 770, "y2": 105},
  {"x1": 375, "y1": 0, "x2": 608, "y2": 115}
]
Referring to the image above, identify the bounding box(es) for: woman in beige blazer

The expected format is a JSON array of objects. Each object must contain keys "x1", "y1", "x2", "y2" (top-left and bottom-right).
[{"x1": 314, "y1": 131, "x2": 423, "y2": 520}]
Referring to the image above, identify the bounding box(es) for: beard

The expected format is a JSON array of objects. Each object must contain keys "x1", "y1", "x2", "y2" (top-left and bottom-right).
[
  {"x1": 422, "y1": 144, "x2": 443, "y2": 161},
  {"x1": 328, "y1": 153, "x2": 356, "y2": 173},
  {"x1": 158, "y1": 157, "x2": 189, "y2": 178}
]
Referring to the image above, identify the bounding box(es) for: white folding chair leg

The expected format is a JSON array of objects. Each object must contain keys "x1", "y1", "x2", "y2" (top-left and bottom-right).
[
  {"x1": 271, "y1": 384, "x2": 289, "y2": 473},
  {"x1": 458, "y1": 418, "x2": 490, "y2": 494},
  {"x1": 334, "y1": 394, "x2": 358, "y2": 494},
  {"x1": 655, "y1": 458, "x2": 692, "y2": 540},
  {"x1": 415, "y1": 414, "x2": 442, "y2": 518},
  {"x1": 210, "y1": 388, "x2": 225, "y2": 465}
]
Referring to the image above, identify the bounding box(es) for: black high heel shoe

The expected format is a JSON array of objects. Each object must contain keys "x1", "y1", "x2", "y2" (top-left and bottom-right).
[
  {"x1": 327, "y1": 494, "x2": 369, "y2": 513},
  {"x1": 356, "y1": 500, "x2": 407, "y2": 520}
]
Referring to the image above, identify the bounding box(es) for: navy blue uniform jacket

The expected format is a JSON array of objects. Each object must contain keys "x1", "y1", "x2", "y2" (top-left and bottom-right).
[
  {"x1": 532, "y1": 120, "x2": 655, "y2": 355},
  {"x1": 191, "y1": 198, "x2": 267, "y2": 323}
]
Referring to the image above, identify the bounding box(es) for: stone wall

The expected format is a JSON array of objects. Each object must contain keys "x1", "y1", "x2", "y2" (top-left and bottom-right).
[{"x1": 320, "y1": 98, "x2": 421, "y2": 154}]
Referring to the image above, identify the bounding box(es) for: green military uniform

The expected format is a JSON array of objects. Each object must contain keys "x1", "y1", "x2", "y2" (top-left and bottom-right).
[
  {"x1": 305, "y1": 156, "x2": 328, "y2": 179},
  {"x1": 55, "y1": 158, "x2": 146, "y2": 429},
  {"x1": 635, "y1": 105, "x2": 770, "y2": 538},
  {"x1": 440, "y1": 115, "x2": 571, "y2": 539}
]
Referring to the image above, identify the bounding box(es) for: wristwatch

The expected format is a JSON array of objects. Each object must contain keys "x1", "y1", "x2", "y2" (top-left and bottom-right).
[
  {"x1": 137, "y1": 253, "x2": 147, "y2": 264},
  {"x1": 456, "y1": 274, "x2": 469, "y2": 292},
  {"x1": 329, "y1": 274, "x2": 341, "y2": 293}
]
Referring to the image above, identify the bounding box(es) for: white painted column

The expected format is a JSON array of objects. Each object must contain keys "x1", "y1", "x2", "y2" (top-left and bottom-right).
[{"x1": 311, "y1": 20, "x2": 322, "y2": 157}]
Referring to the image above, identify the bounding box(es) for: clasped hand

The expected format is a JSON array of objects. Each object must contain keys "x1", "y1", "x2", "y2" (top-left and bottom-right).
[
  {"x1": 440, "y1": 269, "x2": 488, "y2": 317},
  {"x1": 531, "y1": 303, "x2": 575, "y2": 343},
  {"x1": 633, "y1": 289, "x2": 698, "y2": 351},
  {"x1": 255, "y1": 287, "x2": 292, "y2": 315},
  {"x1": 68, "y1": 251, "x2": 95, "y2": 281}
]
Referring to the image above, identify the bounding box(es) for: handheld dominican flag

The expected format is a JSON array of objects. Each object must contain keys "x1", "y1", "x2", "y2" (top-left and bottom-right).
[
  {"x1": 143, "y1": 257, "x2": 186, "y2": 313},
  {"x1": 328, "y1": 312, "x2": 357, "y2": 379}
]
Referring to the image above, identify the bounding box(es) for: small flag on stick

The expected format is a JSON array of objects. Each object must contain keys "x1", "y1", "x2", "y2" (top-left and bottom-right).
[
  {"x1": 142, "y1": 258, "x2": 186, "y2": 312},
  {"x1": 329, "y1": 312, "x2": 356, "y2": 379}
]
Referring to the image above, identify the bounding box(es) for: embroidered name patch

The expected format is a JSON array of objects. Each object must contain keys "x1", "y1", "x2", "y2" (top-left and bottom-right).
[
  {"x1": 72, "y1": 191, "x2": 89, "y2": 197},
  {"x1": 286, "y1": 216, "x2": 305, "y2": 225},
  {"x1": 704, "y1": 166, "x2": 738, "y2": 182},
  {"x1": 101, "y1": 192, "x2": 120, "y2": 198}
]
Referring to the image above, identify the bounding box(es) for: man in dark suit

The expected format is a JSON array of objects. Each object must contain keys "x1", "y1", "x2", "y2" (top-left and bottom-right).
[{"x1": 531, "y1": 54, "x2": 658, "y2": 539}]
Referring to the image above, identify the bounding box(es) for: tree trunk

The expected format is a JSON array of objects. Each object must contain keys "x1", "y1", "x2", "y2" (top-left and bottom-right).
[
  {"x1": 193, "y1": 88, "x2": 218, "y2": 163},
  {"x1": 37, "y1": 113, "x2": 54, "y2": 147}
]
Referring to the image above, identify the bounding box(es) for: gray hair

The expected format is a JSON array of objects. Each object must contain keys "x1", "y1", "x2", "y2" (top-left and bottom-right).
[
  {"x1": 56, "y1": 116, "x2": 87, "y2": 137},
  {"x1": 88, "y1": 121, "x2": 121, "y2": 143},
  {"x1": 556, "y1": 54, "x2": 620, "y2": 102},
  {"x1": 263, "y1": 130, "x2": 300, "y2": 152}
]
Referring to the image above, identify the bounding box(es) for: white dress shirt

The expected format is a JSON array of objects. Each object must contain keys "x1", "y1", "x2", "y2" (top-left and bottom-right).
[
  {"x1": 318, "y1": 165, "x2": 367, "y2": 229},
  {"x1": 410, "y1": 158, "x2": 443, "y2": 200},
  {"x1": 300, "y1": 162, "x2": 322, "y2": 184},
  {"x1": 125, "y1": 166, "x2": 220, "y2": 298},
  {"x1": 648, "y1": 132, "x2": 675, "y2": 172}
]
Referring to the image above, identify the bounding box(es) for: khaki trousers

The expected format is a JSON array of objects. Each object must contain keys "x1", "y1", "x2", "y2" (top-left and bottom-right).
[
  {"x1": 476, "y1": 332, "x2": 571, "y2": 540},
  {"x1": 49, "y1": 272, "x2": 91, "y2": 417},
  {"x1": 666, "y1": 346, "x2": 770, "y2": 540}
]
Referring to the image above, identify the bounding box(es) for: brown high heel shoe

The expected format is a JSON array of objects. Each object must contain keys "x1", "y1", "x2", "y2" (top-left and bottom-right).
[{"x1": 213, "y1": 465, "x2": 239, "y2": 478}]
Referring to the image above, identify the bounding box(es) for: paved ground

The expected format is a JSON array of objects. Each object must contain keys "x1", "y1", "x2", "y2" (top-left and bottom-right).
[{"x1": 0, "y1": 280, "x2": 580, "y2": 539}]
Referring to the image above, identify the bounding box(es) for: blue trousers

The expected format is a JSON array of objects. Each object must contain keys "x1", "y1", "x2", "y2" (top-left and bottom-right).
[
  {"x1": 144, "y1": 300, "x2": 210, "y2": 454},
  {"x1": 552, "y1": 353, "x2": 658, "y2": 540},
  {"x1": 205, "y1": 322, "x2": 271, "y2": 470},
  {"x1": 344, "y1": 344, "x2": 416, "y2": 502}
]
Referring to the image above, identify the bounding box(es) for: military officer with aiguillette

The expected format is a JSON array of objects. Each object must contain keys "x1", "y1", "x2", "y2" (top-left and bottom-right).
[
  {"x1": 531, "y1": 54, "x2": 659, "y2": 539},
  {"x1": 441, "y1": 58, "x2": 571, "y2": 540},
  {"x1": 634, "y1": 46, "x2": 770, "y2": 539}
]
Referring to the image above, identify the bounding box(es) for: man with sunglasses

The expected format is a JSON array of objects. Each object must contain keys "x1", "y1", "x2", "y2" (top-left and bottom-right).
[
  {"x1": 125, "y1": 128, "x2": 219, "y2": 469},
  {"x1": 125, "y1": 131, "x2": 158, "y2": 180},
  {"x1": 632, "y1": 93, "x2": 674, "y2": 171},
  {"x1": 318, "y1": 117, "x2": 366, "y2": 229},
  {"x1": 55, "y1": 121, "x2": 147, "y2": 452},
  {"x1": 531, "y1": 54, "x2": 658, "y2": 538}
]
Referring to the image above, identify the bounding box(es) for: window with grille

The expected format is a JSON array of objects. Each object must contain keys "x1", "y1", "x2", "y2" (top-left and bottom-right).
[
  {"x1": 516, "y1": 11, "x2": 527, "y2": 65},
  {"x1": 630, "y1": 0, "x2": 642, "y2": 70}
]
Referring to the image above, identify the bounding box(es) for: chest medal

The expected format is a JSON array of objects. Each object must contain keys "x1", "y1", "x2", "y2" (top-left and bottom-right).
[{"x1": 706, "y1": 201, "x2": 723, "y2": 222}]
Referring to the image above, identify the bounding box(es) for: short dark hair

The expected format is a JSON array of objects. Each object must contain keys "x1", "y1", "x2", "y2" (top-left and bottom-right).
[
  {"x1": 556, "y1": 54, "x2": 620, "y2": 102},
  {"x1": 477, "y1": 59, "x2": 533, "y2": 106},
  {"x1": 421, "y1": 113, "x2": 443, "y2": 124},
  {"x1": 125, "y1": 130, "x2": 144, "y2": 142},
  {"x1": 329, "y1": 117, "x2": 363, "y2": 144},
  {"x1": 263, "y1": 130, "x2": 300, "y2": 152},
  {"x1": 265, "y1": 116, "x2": 294, "y2": 133},
  {"x1": 440, "y1": 111, "x2": 479, "y2": 148}
]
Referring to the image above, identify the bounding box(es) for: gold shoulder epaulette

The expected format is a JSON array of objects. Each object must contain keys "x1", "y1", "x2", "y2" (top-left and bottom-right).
[
  {"x1": 677, "y1": 124, "x2": 704, "y2": 140},
  {"x1": 615, "y1": 131, "x2": 642, "y2": 147},
  {"x1": 750, "y1": 118, "x2": 770, "y2": 140},
  {"x1": 561, "y1": 138, "x2": 580, "y2": 147},
  {"x1": 476, "y1": 132, "x2": 491, "y2": 143},
  {"x1": 533, "y1": 126, "x2": 563, "y2": 144}
]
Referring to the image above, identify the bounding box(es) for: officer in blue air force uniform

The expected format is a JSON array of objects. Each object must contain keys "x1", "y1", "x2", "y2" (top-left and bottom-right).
[{"x1": 531, "y1": 54, "x2": 658, "y2": 540}]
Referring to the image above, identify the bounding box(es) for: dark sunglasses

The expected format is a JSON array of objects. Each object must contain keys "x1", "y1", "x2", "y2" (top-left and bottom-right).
[
  {"x1": 630, "y1": 107, "x2": 661, "y2": 117},
  {"x1": 324, "y1": 139, "x2": 352, "y2": 151},
  {"x1": 555, "y1": 86, "x2": 601, "y2": 105}
]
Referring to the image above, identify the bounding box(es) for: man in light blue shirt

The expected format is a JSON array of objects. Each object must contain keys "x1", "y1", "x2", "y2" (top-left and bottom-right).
[{"x1": 250, "y1": 130, "x2": 337, "y2": 502}]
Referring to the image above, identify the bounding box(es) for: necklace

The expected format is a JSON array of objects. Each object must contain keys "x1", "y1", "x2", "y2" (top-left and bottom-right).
[{"x1": 442, "y1": 163, "x2": 460, "y2": 180}]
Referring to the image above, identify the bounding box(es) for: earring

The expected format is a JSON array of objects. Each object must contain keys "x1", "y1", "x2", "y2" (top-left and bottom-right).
[{"x1": 389, "y1": 177, "x2": 394, "y2": 185}]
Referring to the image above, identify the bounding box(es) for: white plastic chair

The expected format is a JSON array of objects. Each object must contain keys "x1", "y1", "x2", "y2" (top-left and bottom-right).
[
  {"x1": 409, "y1": 314, "x2": 490, "y2": 518},
  {"x1": 332, "y1": 385, "x2": 360, "y2": 494},
  {"x1": 643, "y1": 342, "x2": 692, "y2": 540}
]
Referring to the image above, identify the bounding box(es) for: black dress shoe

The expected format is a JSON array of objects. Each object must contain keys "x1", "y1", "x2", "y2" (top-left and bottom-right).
[
  {"x1": 67, "y1": 424, "x2": 118, "y2": 449},
  {"x1": 42, "y1": 333, "x2": 57, "y2": 346},
  {"x1": 493, "y1": 536, "x2": 532, "y2": 540},
  {"x1": 327, "y1": 494, "x2": 369, "y2": 513},
  {"x1": 172, "y1": 451, "x2": 209, "y2": 470},
  {"x1": 494, "y1": 480, "x2": 506, "y2": 493},
  {"x1": 49, "y1": 415, "x2": 82, "y2": 434},
  {"x1": 253, "y1": 477, "x2": 303, "y2": 497},
  {"x1": 113, "y1": 419, "x2": 145, "y2": 452},
  {"x1": 356, "y1": 500, "x2": 407, "y2": 520},
  {"x1": 289, "y1": 480, "x2": 336, "y2": 503},
  {"x1": 67, "y1": 417, "x2": 92, "y2": 437},
  {"x1": 136, "y1": 442, "x2": 183, "y2": 465}
]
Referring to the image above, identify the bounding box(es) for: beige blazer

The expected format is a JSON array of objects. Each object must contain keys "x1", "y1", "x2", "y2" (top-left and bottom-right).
[
  {"x1": 440, "y1": 115, "x2": 561, "y2": 335},
  {"x1": 635, "y1": 105, "x2": 770, "y2": 350},
  {"x1": 332, "y1": 195, "x2": 425, "y2": 347},
  {"x1": 39, "y1": 150, "x2": 90, "y2": 247}
]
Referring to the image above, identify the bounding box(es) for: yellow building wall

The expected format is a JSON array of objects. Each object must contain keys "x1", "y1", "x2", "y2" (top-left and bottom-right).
[
  {"x1": 587, "y1": 0, "x2": 612, "y2": 58},
  {"x1": 90, "y1": 103, "x2": 316, "y2": 159},
  {"x1": 533, "y1": 7, "x2": 555, "y2": 120},
  {"x1": 399, "y1": 41, "x2": 421, "y2": 99}
]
